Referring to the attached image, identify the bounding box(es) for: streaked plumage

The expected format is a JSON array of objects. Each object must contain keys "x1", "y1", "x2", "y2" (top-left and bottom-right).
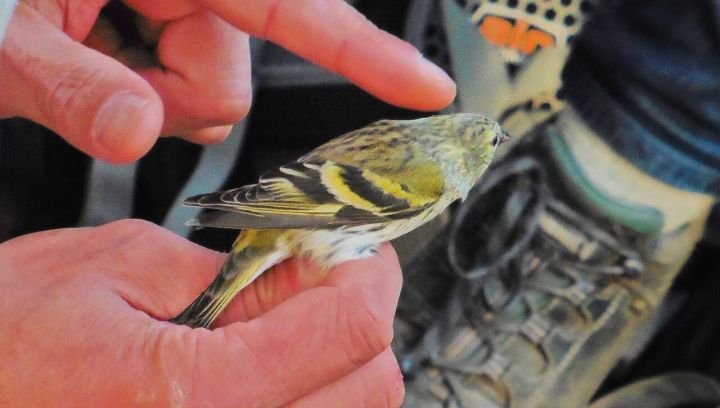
[{"x1": 172, "y1": 113, "x2": 508, "y2": 328}]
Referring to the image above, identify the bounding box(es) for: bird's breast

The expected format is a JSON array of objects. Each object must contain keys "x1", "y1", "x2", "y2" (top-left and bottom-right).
[{"x1": 289, "y1": 197, "x2": 453, "y2": 267}]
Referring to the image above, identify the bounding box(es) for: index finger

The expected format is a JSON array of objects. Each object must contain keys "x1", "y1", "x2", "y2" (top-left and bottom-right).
[{"x1": 197, "y1": 0, "x2": 456, "y2": 111}]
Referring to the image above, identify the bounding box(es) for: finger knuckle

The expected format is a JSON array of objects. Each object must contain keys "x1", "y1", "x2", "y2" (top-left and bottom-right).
[
  {"x1": 43, "y1": 65, "x2": 108, "y2": 122},
  {"x1": 102, "y1": 219, "x2": 158, "y2": 235},
  {"x1": 97, "y1": 219, "x2": 166, "y2": 246},
  {"x1": 192, "y1": 126, "x2": 233, "y2": 145},
  {"x1": 207, "y1": 95, "x2": 252, "y2": 125},
  {"x1": 338, "y1": 288, "x2": 393, "y2": 366}
]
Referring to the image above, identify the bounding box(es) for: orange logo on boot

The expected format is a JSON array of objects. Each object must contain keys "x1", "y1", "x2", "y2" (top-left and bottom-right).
[{"x1": 479, "y1": 15, "x2": 555, "y2": 57}]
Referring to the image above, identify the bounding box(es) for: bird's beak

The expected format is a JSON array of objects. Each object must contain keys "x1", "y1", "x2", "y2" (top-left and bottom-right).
[
  {"x1": 499, "y1": 130, "x2": 511, "y2": 144},
  {"x1": 493, "y1": 130, "x2": 511, "y2": 146}
]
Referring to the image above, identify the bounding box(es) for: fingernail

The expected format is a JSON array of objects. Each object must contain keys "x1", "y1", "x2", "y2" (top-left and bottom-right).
[{"x1": 93, "y1": 91, "x2": 151, "y2": 151}]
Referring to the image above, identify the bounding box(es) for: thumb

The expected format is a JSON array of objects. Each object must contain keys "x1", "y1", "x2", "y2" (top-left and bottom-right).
[{"x1": 0, "y1": 4, "x2": 163, "y2": 163}]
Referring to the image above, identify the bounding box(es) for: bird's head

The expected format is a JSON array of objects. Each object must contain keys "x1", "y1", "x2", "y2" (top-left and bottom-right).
[
  {"x1": 451, "y1": 112, "x2": 509, "y2": 146},
  {"x1": 426, "y1": 113, "x2": 510, "y2": 199}
]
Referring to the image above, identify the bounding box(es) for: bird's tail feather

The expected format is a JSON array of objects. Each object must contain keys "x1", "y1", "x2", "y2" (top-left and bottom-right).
[{"x1": 170, "y1": 230, "x2": 290, "y2": 328}]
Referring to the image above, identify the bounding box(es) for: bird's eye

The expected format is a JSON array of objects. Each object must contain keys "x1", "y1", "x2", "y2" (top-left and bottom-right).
[{"x1": 492, "y1": 136, "x2": 500, "y2": 146}]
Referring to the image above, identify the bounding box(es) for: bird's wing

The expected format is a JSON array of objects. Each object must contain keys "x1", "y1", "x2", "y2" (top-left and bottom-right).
[{"x1": 185, "y1": 160, "x2": 444, "y2": 229}]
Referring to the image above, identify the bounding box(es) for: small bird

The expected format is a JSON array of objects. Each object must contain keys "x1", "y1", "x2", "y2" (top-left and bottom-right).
[{"x1": 171, "y1": 113, "x2": 509, "y2": 328}]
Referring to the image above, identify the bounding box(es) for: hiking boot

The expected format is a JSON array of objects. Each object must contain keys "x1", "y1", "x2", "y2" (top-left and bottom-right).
[
  {"x1": 590, "y1": 372, "x2": 720, "y2": 408},
  {"x1": 443, "y1": 0, "x2": 598, "y2": 138},
  {"x1": 398, "y1": 113, "x2": 714, "y2": 407}
]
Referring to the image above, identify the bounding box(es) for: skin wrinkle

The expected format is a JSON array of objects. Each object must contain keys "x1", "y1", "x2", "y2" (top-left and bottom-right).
[
  {"x1": 215, "y1": 257, "x2": 322, "y2": 324},
  {"x1": 102, "y1": 318, "x2": 147, "y2": 404},
  {"x1": 335, "y1": 37, "x2": 350, "y2": 76},
  {"x1": 185, "y1": 124, "x2": 234, "y2": 144},
  {"x1": 155, "y1": 42, "x2": 190, "y2": 83},
  {"x1": 147, "y1": 325, "x2": 189, "y2": 407},
  {"x1": 232, "y1": 289, "x2": 332, "y2": 406},
  {"x1": 213, "y1": 324, "x2": 266, "y2": 406},
  {"x1": 82, "y1": 222, "x2": 200, "y2": 319},
  {"x1": 262, "y1": 0, "x2": 281, "y2": 40},
  {"x1": 65, "y1": 0, "x2": 110, "y2": 39},
  {"x1": 37, "y1": 288, "x2": 118, "y2": 402},
  {"x1": 253, "y1": 264, "x2": 278, "y2": 315},
  {"x1": 115, "y1": 278, "x2": 169, "y2": 321},
  {"x1": 276, "y1": 288, "x2": 342, "y2": 404},
  {"x1": 62, "y1": 0, "x2": 71, "y2": 34},
  {"x1": 168, "y1": 326, "x2": 213, "y2": 406},
  {"x1": 1, "y1": 6, "x2": 56, "y2": 118},
  {"x1": 239, "y1": 272, "x2": 265, "y2": 324},
  {"x1": 156, "y1": 13, "x2": 229, "y2": 81},
  {"x1": 143, "y1": 13, "x2": 252, "y2": 132},
  {"x1": 351, "y1": 288, "x2": 390, "y2": 365},
  {"x1": 186, "y1": 329, "x2": 200, "y2": 408},
  {"x1": 22, "y1": 0, "x2": 64, "y2": 28},
  {"x1": 130, "y1": 323, "x2": 161, "y2": 405},
  {"x1": 337, "y1": 287, "x2": 380, "y2": 369},
  {"x1": 322, "y1": 285, "x2": 337, "y2": 368},
  {"x1": 266, "y1": 262, "x2": 288, "y2": 311},
  {"x1": 259, "y1": 260, "x2": 301, "y2": 314}
]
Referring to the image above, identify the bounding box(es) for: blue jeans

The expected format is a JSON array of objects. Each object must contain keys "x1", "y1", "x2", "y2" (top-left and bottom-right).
[{"x1": 562, "y1": 0, "x2": 720, "y2": 195}]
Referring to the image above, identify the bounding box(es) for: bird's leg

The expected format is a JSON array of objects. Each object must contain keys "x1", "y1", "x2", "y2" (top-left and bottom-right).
[{"x1": 357, "y1": 244, "x2": 381, "y2": 257}]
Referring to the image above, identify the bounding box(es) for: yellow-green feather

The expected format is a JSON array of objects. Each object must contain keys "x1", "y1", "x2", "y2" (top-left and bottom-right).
[{"x1": 171, "y1": 229, "x2": 291, "y2": 328}]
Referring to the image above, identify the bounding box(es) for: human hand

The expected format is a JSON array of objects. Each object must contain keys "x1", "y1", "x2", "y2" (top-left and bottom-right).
[
  {"x1": 0, "y1": 1, "x2": 456, "y2": 163},
  {"x1": 0, "y1": 220, "x2": 404, "y2": 407}
]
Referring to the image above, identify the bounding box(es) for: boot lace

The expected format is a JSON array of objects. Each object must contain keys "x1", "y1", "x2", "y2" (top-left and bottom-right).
[{"x1": 403, "y1": 157, "x2": 645, "y2": 404}]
